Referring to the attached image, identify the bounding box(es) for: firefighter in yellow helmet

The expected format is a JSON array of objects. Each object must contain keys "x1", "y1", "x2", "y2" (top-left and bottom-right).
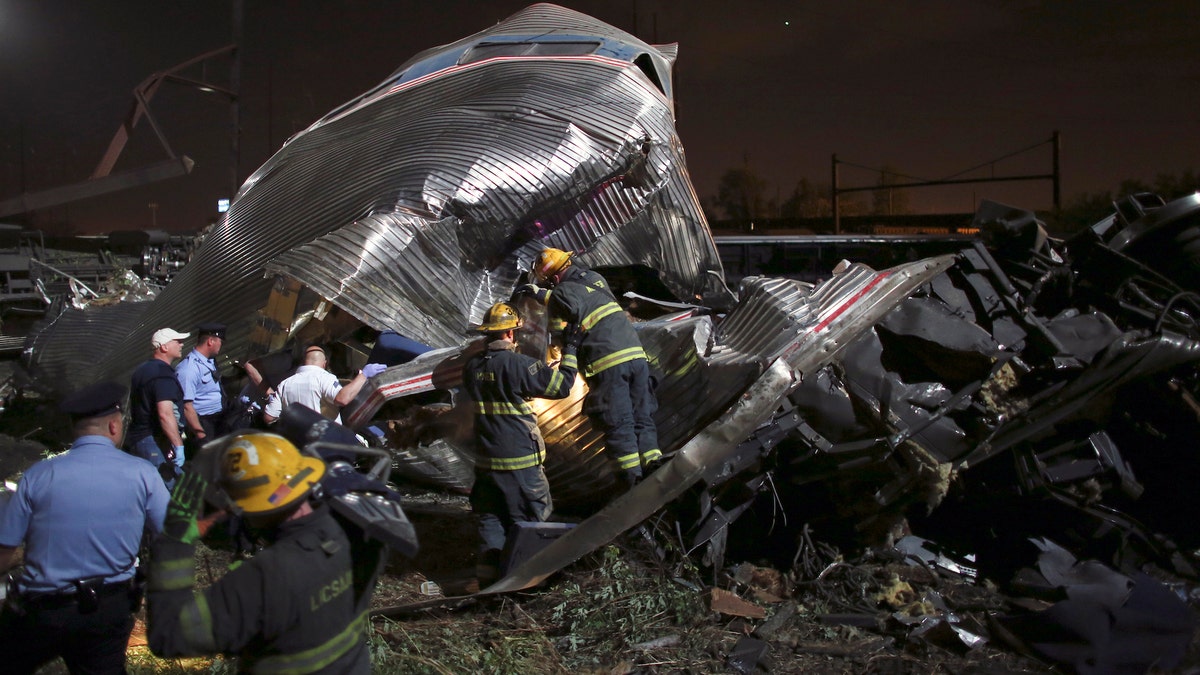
[
  {"x1": 463, "y1": 302, "x2": 581, "y2": 583},
  {"x1": 517, "y1": 248, "x2": 663, "y2": 487},
  {"x1": 146, "y1": 433, "x2": 386, "y2": 673}
]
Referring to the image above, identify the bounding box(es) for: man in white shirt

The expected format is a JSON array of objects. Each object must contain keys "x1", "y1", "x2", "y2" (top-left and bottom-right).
[{"x1": 262, "y1": 345, "x2": 385, "y2": 424}]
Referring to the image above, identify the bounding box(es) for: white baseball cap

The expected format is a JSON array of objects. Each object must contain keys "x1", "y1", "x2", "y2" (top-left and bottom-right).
[{"x1": 151, "y1": 327, "x2": 191, "y2": 348}]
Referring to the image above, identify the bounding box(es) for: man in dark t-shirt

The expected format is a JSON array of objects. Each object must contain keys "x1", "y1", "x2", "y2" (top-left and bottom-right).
[{"x1": 128, "y1": 327, "x2": 190, "y2": 487}]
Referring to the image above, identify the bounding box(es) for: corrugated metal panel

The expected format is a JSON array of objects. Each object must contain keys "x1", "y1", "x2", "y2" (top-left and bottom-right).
[
  {"x1": 23, "y1": 300, "x2": 155, "y2": 391},
  {"x1": 24, "y1": 4, "x2": 730, "y2": 395},
  {"x1": 349, "y1": 256, "x2": 958, "y2": 506},
  {"x1": 266, "y1": 52, "x2": 721, "y2": 347}
]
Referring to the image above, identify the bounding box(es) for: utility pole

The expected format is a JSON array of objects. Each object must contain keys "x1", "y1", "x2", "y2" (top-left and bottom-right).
[
  {"x1": 1052, "y1": 130, "x2": 1060, "y2": 211},
  {"x1": 230, "y1": 0, "x2": 243, "y2": 202},
  {"x1": 831, "y1": 153, "x2": 840, "y2": 234}
]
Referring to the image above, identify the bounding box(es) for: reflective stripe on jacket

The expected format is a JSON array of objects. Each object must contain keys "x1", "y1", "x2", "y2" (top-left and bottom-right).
[
  {"x1": 147, "y1": 505, "x2": 384, "y2": 673},
  {"x1": 546, "y1": 266, "x2": 645, "y2": 377},
  {"x1": 464, "y1": 339, "x2": 579, "y2": 471}
]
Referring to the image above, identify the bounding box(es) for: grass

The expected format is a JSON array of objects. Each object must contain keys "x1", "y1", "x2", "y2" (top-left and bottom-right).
[{"x1": 32, "y1": 538, "x2": 717, "y2": 674}]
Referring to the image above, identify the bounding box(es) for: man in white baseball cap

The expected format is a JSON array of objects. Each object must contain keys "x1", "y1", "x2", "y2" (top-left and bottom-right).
[{"x1": 127, "y1": 328, "x2": 191, "y2": 486}]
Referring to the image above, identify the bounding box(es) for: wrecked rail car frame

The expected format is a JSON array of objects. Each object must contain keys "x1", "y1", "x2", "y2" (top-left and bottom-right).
[
  {"x1": 22, "y1": 3, "x2": 732, "y2": 391},
  {"x1": 363, "y1": 190, "x2": 1200, "y2": 599},
  {"x1": 14, "y1": 1, "x2": 1200, "y2": 591}
]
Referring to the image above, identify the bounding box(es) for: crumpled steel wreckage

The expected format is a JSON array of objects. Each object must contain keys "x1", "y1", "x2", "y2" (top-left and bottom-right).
[{"x1": 16, "y1": 3, "x2": 1200, "y2": 665}]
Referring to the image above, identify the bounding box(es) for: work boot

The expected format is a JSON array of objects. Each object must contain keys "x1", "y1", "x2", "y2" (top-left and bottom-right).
[
  {"x1": 643, "y1": 457, "x2": 667, "y2": 475},
  {"x1": 623, "y1": 469, "x2": 643, "y2": 488},
  {"x1": 475, "y1": 549, "x2": 502, "y2": 589}
]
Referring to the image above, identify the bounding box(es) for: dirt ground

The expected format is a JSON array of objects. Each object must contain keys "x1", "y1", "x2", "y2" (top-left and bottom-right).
[{"x1": 2, "y1": 359, "x2": 1199, "y2": 673}]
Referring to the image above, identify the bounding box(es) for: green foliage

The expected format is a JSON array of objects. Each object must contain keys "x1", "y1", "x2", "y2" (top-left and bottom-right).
[
  {"x1": 545, "y1": 545, "x2": 706, "y2": 665},
  {"x1": 371, "y1": 612, "x2": 566, "y2": 674},
  {"x1": 715, "y1": 166, "x2": 772, "y2": 221},
  {"x1": 122, "y1": 649, "x2": 234, "y2": 674},
  {"x1": 781, "y1": 178, "x2": 833, "y2": 218},
  {"x1": 365, "y1": 543, "x2": 712, "y2": 673}
]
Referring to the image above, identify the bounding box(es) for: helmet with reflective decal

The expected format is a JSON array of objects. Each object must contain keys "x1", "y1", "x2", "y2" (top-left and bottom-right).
[
  {"x1": 217, "y1": 433, "x2": 326, "y2": 516},
  {"x1": 475, "y1": 302, "x2": 524, "y2": 333},
  {"x1": 532, "y1": 247, "x2": 574, "y2": 284}
]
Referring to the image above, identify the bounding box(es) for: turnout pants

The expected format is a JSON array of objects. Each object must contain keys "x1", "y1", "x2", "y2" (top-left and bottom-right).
[
  {"x1": 583, "y1": 358, "x2": 661, "y2": 479},
  {"x1": 471, "y1": 466, "x2": 553, "y2": 556}
]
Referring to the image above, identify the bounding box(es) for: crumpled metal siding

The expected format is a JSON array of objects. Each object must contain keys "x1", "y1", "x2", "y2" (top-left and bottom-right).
[
  {"x1": 24, "y1": 3, "x2": 730, "y2": 394},
  {"x1": 352, "y1": 261, "x2": 955, "y2": 506},
  {"x1": 266, "y1": 50, "x2": 724, "y2": 349},
  {"x1": 22, "y1": 300, "x2": 155, "y2": 391}
]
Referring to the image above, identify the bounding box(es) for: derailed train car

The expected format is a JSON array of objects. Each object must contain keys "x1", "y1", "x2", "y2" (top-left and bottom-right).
[
  {"x1": 22, "y1": 3, "x2": 733, "y2": 392},
  {"x1": 16, "y1": 3, "x2": 1200, "y2": 592},
  {"x1": 358, "y1": 191, "x2": 1200, "y2": 593}
]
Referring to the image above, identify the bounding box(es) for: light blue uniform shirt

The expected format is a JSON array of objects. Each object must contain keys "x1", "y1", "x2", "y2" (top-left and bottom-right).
[
  {"x1": 0, "y1": 436, "x2": 169, "y2": 594},
  {"x1": 176, "y1": 349, "x2": 224, "y2": 416}
]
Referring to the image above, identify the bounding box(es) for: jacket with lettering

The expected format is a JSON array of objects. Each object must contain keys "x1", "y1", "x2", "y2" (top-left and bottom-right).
[
  {"x1": 463, "y1": 339, "x2": 578, "y2": 471},
  {"x1": 542, "y1": 265, "x2": 645, "y2": 377},
  {"x1": 147, "y1": 504, "x2": 384, "y2": 674}
]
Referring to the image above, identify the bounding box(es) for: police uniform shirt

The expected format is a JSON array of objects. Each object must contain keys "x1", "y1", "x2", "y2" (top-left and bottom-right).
[
  {"x1": 176, "y1": 348, "x2": 223, "y2": 416},
  {"x1": 0, "y1": 435, "x2": 169, "y2": 594}
]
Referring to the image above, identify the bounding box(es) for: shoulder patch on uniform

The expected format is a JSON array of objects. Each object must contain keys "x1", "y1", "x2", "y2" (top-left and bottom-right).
[{"x1": 528, "y1": 362, "x2": 541, "y2": 375}]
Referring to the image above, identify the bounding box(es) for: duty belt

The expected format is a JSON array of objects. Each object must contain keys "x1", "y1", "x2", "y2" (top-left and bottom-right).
[{"x1": 22, "y1": 580, "x2": 134, "y2": 612}]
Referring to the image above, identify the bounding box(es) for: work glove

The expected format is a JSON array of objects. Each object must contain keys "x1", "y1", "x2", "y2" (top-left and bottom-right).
[
  {"x1": 163, "y1": 471, "x2": 208, "y2": 544},
  {"x1": 362, "y1": 362, "x2": 388, "y2": 378},
  {"x1": 561, "y1": 323, "x2": 584, "y2": 351},
  {"x1": 513, "y1": 283, "x2": 540, "y2": 299}
]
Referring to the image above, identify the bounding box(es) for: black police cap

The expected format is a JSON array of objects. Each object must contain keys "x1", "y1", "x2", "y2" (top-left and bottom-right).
[
  {"x1": 59, "y1": 381, "x2": 127, "y2": 419},
  {"x1": 196, "y1": 322, "x2": 227, "y2": 339}
]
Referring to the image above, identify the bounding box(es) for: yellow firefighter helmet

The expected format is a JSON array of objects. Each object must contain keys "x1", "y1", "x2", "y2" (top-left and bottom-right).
[
  {"x1": 476, "y1": 302, "x2": 524, "y2": 333},
  {"x1": 532, "y1": 247, "x2": 574, "y2": 284},
  {"x1": 217, "y1": 433, "x2": 326, "y2": 516}
]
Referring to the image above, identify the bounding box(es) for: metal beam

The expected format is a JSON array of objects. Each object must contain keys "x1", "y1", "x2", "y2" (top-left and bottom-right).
[{"x1": 0, "y1": 157, "x2": 194, "y2": 218}]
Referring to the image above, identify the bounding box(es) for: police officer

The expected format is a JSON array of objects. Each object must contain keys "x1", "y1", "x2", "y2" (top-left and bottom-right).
[
  {"x1": 176, "y1": 322, "x2": 226, "y2": 454},
  {"x1": 0, "y1": 381, "x2": 169, "y2": 674},
  {"x1": 463, "y1": 302, "x2": 580, "y2": 582},
  {"x1": 147, "y1": 432, "x2": 386, "y2": 672},
  {"x1": 519, "y1": 248, "x2": 662, "y2": 486}
]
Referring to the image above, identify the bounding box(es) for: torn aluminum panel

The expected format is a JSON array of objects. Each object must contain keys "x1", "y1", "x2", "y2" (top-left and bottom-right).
[
  {"x1": 351, "y1": 258, "x2": 952, "y2": 511},
  {"x1": 22, "y1": 3, "x2": 732, "y2": 394},
  {"x1": 369, "y1": 254, "x2": 954, "y2": 603}
]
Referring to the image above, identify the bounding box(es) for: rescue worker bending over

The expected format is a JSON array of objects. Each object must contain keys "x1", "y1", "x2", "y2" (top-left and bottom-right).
[
  {"x1": 463, "y1": 302, "x2": 580, "y2": 582},
  {"x1": 518, "y1": 247, "x2": 662, "y2": 486},
  {"x1": 147, "y1": 433, "x2": 386, "y2": 673}
]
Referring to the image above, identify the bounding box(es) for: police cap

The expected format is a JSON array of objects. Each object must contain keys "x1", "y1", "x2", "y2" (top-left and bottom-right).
[
  {"x1": 196, "y1": 322, "x2": 227, "y2": 339},
  {"x1": 59, "y1": 381, "x2": 127, "y2": 419}
]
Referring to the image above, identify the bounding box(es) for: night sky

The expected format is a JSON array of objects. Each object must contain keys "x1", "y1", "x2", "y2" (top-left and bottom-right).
[{"x1": 1, "y1": 1, "x2": 1197, "y2": 234}]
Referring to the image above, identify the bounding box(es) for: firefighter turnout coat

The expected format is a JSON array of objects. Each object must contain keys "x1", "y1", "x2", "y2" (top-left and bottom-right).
[
  {"x1": 147, "y1": 504, "x2": 384, "y2": 673},
  {"x1": 463, "y1": 339, "x2": 579, "y2": 470},
  {"x1": 542, "y1": 266, "x2": 645, "y2": 377}
]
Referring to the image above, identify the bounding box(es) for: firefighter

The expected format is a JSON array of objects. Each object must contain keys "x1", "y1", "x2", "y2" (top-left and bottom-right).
[
  {"x1": 146, "y1": 432, "x2": 386, "y2": 673},
  {"x1": 463, "y1": 302, "x2": 581, "y2": 582},
  {"x1": 518, "y1": 248, "x2": 662, "y2": 486}
]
